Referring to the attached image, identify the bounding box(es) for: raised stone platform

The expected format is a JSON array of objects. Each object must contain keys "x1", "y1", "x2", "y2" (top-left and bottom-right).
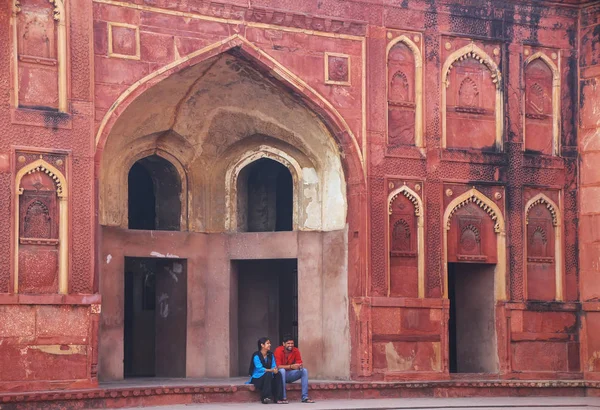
[{"x1": 2, "y1": 378, "x2": 600, "y2": 410}]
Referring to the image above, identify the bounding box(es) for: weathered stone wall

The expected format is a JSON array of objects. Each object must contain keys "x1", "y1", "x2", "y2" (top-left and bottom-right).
[{"x1": 0, "y1": 0, "x2": 597, "y2": 392}]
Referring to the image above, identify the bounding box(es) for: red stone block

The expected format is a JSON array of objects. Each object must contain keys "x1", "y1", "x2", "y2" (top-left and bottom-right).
[
  {"x1": 512, "y1": 342, "x2": 568, "y2": 372},
  {"x1": 36, "y1": 306, "x2": 90, "y2": 339},
  {"x1": 0, "y1": 306, "x2": 35, "y2": 338}
]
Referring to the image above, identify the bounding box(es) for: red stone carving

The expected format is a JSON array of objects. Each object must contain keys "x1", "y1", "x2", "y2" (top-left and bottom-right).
[
  {"x1": 327, "y1": 55, "x2": 349, "y2": 83},
  {"x1": 18, "y1": 170, "x2": 60, "y2": 293},
  {"x1": 387, "y1": 41, "x2": 415, "y2": 147},
  {"x1": 525, "y1": 59, "x2": 553, "y2": 155},
  {"x1": 446, "y1": 58, "x2": 496, "y2": 149},
  {"x1": 16, "y1": 0, "x2": 59, "y2": 109},
  {"x1": 110, "y1": 25, "x2": 138, "y2": 57},
  {"x1": 527, "y1": 203, "x2": 556, "y2": 301},
  {"x1": 389, "y1": 193, "x2": 418, "y2": 297},
  {"x1": 447, "y1": 202, "x2": 497, "y2": 264}
]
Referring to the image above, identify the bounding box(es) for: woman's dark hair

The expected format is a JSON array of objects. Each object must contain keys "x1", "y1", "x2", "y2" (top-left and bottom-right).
[{"x1": 257, "y1": 337, "x2": 270, "y2": 352}]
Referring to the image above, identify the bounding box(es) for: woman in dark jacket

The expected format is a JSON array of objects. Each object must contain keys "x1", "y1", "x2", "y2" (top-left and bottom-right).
[{"x1": 248, "y1": 337, "x2": 286, "y2": 404}]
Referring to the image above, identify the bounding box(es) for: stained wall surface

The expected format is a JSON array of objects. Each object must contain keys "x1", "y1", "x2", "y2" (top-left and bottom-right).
[{"x1": 0, "y1": 0, "x2": 597, "y2": 392}]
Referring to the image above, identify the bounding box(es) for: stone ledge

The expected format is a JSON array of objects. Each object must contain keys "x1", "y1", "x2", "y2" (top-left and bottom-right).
[{"x1": 0, "y1": 294, "x2": 101, "y2": 305}]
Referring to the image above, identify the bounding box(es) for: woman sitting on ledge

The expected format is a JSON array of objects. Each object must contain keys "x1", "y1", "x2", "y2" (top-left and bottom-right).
[{"x1": 248, "y1": 337, "x2": 285, "y2": 404}]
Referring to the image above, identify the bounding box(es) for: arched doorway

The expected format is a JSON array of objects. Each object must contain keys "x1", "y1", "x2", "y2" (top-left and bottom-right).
[
  {"x1": 96, "y1": 43, "x2": 363, "y2": 381},
  {"x1": 128, "y1": 155, "x2": 181, "y2": 231},
  {"x1": 443, "y1": 188, "x2": 506, "y2": 374},
  {"x1": 236, "y1": 158, "x2": 293, "y2": 232}
]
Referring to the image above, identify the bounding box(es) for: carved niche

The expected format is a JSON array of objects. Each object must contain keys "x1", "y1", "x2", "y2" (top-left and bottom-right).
[
  {"x1": 15, "y1": 0, "x2": 61, "y2": 110},
  {"x1": 388, "y1": 192, "x2": 418, "y2": 297},
  {"x1": 16, "y1": 153, "x2": 66, "y2": 294},
  {"x1": 387, "y1": 42, "x2": 416, "y2": 147},
  {"x1": 445, "y1": 47, "x2": 499, "y2": 150},
  {"x1": 447, "y1": 203, "x2": 497, "y2": 264},
  {"x1": 526, "y1": 202, "x2": 556, "y2": 301},
  {"x1": 525, "y1": 58, "x2": 554, "y2": 155}
]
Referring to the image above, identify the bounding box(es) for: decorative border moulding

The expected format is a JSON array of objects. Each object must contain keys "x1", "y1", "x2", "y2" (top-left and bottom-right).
[{"x1": 93, "y1": 0, "x2": 367, "y2": 37}]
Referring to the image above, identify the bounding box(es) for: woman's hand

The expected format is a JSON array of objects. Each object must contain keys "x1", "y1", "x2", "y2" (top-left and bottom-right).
[{"x1": 273, "y1": 368, "x2": 279, "y2": 374}]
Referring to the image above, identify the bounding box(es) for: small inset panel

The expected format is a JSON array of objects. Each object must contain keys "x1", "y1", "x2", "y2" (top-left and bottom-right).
[
  {"x1": 108, "y1": 22, "x2": 140, "y2": 60},
  {"x1": 325, "y1": 52, "x2": 350, "y2": 85}
]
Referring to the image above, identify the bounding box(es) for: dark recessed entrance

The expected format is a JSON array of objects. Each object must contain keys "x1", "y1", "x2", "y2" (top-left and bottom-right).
[
  {"x1": 237, "y1": 158, "x2": 293, "y2": 232},
  {"x1": 232, "y1": 259, "x2": 298, "y2": 376},
  {"x1": 124, "y1": 257, "x2": 187, "y2": 378},
  {"x1": 128, "y1": 155, "x2": 181, "y2": 231},
  {"x1": 448, "y1": 262, "x2": 498, "y2": 374}
]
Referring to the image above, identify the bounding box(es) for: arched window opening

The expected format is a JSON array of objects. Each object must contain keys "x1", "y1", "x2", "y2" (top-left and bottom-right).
[
  {"x1": 237, "y1": 158, "x2": 293, "y2": 232},
  {"x1": 128, "y1": 155, "x2": 181, "y2": 231}
]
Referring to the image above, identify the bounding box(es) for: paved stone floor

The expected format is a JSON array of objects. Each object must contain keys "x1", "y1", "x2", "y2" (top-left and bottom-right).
[{"x1": 117, "y1": 397, "x2": 600, "y2": 410}]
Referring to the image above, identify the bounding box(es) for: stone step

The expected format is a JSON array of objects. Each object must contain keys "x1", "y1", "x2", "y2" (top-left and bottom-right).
[{"x1": 0, "y1": 379, "x2": 599, "y2": 410}]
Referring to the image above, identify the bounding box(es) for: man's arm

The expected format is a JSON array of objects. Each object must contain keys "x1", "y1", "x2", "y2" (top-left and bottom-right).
[{"x1": 294, "y1": 348, "x2": 303, "y2": 366}]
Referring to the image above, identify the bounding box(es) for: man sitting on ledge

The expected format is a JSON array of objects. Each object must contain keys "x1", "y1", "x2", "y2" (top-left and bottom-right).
[{"x1": 274, "y1": 334, "x2": 315, "y2": 403}]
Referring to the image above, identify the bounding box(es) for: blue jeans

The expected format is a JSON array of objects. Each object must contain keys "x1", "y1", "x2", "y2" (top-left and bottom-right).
[{"x1": 279, "y1": 367, "x2": 309, "y2": 400}]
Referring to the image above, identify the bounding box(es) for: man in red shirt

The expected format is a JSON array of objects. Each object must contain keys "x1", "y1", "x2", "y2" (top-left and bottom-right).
[{"x1": 274, "y1": 334, "x2": 314, "y2": 403}]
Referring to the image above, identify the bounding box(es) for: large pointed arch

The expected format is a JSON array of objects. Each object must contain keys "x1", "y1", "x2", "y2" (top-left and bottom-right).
[
  {"x1": 386, "y1": 184, "x2": 425, "y2": 298},
  {"x1": 14, "y1": 159, "x2": 69, "y2": 294},
  {"x1": 386, "y1": 35, "x2": 423, "y2": 148},
  {"x1": 94, "y1": 34, "x2": 364, "y2": 178},
  {"x1": 441, "y1": 43, "x2": 504, "y2": 151},
  {"x1": 524, "y1": 52, "x2": 561, "y2": 156},
  {"x1": 524, "y1": 193, "x2": 563, "y2": 301},
  {"x1": 442, "y1": 188, "x2": 506, "y2": 300}
]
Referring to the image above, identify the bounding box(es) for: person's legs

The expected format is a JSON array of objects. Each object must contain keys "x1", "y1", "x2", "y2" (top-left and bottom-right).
[
  {"x1": 282, "y1": 369, "x2": 309, "y2": 401},
  {"x1": 251, "y1": 374, "x2": 273, "y2": 402},
  {"x1": 279, "y1": 368, "x2": 287, "y2": 399},
  {"x1": 273, "y1": 372, "x2": 284, "y2": 402},
  {"x1": 300, "y1": 368, "x2": 309, "y2": 401}
]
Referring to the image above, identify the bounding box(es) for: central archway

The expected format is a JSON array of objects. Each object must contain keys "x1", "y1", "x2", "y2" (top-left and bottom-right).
[{"x1": 95, "y1": 38, "x2": 365, "y2": 381}]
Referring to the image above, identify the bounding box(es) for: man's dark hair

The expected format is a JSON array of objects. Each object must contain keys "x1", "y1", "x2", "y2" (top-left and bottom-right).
[{"x1": 282, "y1": 334, "x2": 294, "y2": 344}]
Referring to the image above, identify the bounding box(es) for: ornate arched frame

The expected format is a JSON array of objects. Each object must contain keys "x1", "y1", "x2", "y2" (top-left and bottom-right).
[
  {"x1": 442, "y1": 188, "x2": 507, "y2": 301},
  {"x1": 11, "y1": 0, "x2": 68, "y2": 112},
  {"x1": 386, "y1": 36, "x2": 424, "y2": 148},
  {"x1": 94, "y1": 34, "x2": 364, "y2": 173},
  {"x1": 14, "y1": 159, "x2": 69, "y2": 294},
  {"x1": 225, "y1": 146, "x2": 301, "y2": 232},
  {"x1": 121, "y1": 149, "x2": 189, "y2": 231},
  {"x1": 523, "y1": 52, "x2": 561, "y2": 156},
  {"x1": 386, "y1": 185, "x2": 425, "y2": 298},
  {"x1": 524, "y1": 193, "x2": 563, "y2": 301},
  {"x1": 441, "y1": 43, "x2": 504, "y2": 151}
]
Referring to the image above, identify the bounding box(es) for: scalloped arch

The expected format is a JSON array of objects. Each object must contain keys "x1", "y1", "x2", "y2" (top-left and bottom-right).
[
  {"x1": 387, "y1": 185, "x2": 422, "y2": 216},
  {"x1": 525, "y1": 193, "x2": 559, "y2": 227},
  {"x1": 444, "y1": 188, "x2": 504, "y2": 233},
  {"x1": 15, "y1": 159, "x2": 68, "y2": 197},
  {"x1": 442, "y1": 43, "x2": 502, "y2": 88}
]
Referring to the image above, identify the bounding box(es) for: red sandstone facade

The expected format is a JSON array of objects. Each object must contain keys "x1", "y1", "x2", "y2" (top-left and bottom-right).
[{"x1": 1, "y1": 0, "x2": 600, "y2": 396}]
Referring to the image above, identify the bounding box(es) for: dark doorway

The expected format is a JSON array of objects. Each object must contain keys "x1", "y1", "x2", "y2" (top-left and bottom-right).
[
  {"x1": 233, "y1": 259, "x2": 298, "y2": 376},
  {"x1": 237, "y1": 159, "x2": 293, "y2": 232},
  {"x1": 124, "y1": 257, "x2": 187, "y2": 378},
  {"x1": 448, "y1": 263, "x2": 498, "y2": 374},
  {"x1": 128, "y1": 155, "x2": 181, "y2": 230}
]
